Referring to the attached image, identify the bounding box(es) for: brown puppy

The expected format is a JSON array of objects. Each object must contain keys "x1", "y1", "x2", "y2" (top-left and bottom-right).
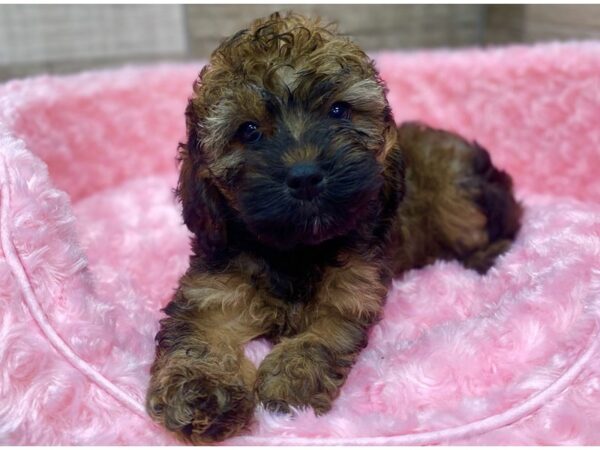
[{"x1": 146, "y1": 12, "x2": 522, "y2": 444}]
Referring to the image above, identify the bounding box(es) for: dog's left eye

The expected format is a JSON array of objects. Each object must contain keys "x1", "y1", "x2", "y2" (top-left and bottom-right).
[
  {"x1": 238, "y1": 122, "x2": 262, "y2": 144},
  {"x1": 329, "y1": 102, "x2": 351, "y2": 120}
]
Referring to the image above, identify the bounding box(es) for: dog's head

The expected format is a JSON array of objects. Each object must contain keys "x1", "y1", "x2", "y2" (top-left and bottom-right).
[{"x1": 178, "y1": 12, "x2": 401, "y2": 259}]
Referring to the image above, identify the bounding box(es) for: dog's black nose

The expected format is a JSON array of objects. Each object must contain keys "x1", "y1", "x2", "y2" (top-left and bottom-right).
[{"x1": 286, "y1": 162, "x2": 324, "y2": 200}]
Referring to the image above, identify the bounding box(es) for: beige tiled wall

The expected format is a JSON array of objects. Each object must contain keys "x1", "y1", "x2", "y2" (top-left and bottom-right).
[
  {"x1": 0, "y1": 5, "x2": 186, "y2": 65},
  {"x1": 0, "y1": 5, "x2": 187, "y2": 80},
  {"x1": 183, "y1": 5, "x2": 485, "y2": 57},
  {"x1": 482, "y1": 5, "x2": 600, "y2": 44},
  {"x1": 522, "y1": 5, "x2": 600, "y2": 41},
  {"x1": 1, "y1": 5, "x2": 599, "y2": 82}
]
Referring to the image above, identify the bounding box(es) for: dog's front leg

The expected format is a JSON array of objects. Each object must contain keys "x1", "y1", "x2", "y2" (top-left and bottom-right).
[
  {"x1": 255, "y1": 254, "x2": 386, "y2": 414},
  {"x1": 146, "y1": 271, "x2": 267, "y2": 444}
]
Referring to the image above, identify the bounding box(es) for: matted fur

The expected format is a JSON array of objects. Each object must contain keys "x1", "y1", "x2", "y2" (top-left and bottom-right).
[
  {"x1": 1, "y1": 41, "x2": 600, "y2": 445},
  {"x1": 146, "y1": 12, "x2": 521, "y2": 443}
]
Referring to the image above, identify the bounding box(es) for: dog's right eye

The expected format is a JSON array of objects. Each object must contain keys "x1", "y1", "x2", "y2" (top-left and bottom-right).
[
  {"x1": 238, "y1": 122, "x2": 262, "y2": 144},
  {"x1": 329, "y1": 102, "x2": 352, "y2": 120}
]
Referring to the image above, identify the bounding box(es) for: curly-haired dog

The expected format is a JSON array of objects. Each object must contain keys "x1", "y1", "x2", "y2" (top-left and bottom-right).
[{"x1": 146, "y1": 12, "x2": 522, "y2": 443}]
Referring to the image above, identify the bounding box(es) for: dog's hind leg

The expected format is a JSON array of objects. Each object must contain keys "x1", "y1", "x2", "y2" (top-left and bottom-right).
[{"x1": 389, "y1": 122, "x2": 522, "y2": 274}]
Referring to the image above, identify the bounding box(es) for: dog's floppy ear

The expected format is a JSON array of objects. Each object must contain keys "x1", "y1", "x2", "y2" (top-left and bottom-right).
[{"x1": 176, "y1": 100, "x2": 229, "y2": 262}]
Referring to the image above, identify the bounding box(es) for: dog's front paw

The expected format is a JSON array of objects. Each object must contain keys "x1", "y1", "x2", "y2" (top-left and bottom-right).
[
  {"x1": 147, "y1": 359, "x2": 255, "y2": 444},
  {"x1": 255, "y1": 340, "x2": 345, "y2": 415}
]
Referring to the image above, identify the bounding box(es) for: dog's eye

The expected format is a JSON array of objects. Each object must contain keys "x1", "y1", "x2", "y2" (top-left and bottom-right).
[
  {"x1": 238, "y1": 122, "x2": 262, "y2": 144},
  {"x1": 329, "y1": 102, "x2": 351, "y2": 120}
]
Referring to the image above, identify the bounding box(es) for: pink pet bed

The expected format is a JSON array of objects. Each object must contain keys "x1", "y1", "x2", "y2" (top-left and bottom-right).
[{"x1": 1, "y1": 42, "x2": 600, "y2": 445}]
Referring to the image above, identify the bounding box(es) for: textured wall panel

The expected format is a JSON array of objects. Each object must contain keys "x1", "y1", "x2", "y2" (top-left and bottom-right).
[
  {"x1": 0, "y1": 5, "x2": 186, "y2": 65},
  {"x1": 184, "y1": 5, "x2": 484, "y2": 58}
]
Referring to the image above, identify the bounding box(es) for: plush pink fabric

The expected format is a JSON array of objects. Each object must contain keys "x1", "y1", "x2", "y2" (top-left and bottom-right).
[{"x1": 1, "y1": 42, "x2": 600, "y2": 445}]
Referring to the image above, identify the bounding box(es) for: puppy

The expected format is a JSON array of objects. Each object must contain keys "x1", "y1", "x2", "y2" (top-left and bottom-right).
[{"x1": 146, "y1": 12, "x2": 522, "y2": 443}]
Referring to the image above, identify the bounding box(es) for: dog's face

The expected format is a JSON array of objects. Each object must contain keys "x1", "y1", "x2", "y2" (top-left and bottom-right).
[{"x1": 179, "y1": 13, "x2": 399, "y2": 256}]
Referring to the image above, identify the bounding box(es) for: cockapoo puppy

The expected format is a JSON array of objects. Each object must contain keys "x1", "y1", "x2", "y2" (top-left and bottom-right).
[{"x1": 146, "y1": 12, "x2": 522, "y2": 444}]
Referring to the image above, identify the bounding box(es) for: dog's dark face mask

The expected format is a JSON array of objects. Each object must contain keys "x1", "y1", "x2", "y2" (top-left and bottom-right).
[
  {"x1": 178, "y1": 65, "x2": 402, "y2": 260},
  {"x1": 235, "y1": 104, "x2": 384, "y2": 249}
]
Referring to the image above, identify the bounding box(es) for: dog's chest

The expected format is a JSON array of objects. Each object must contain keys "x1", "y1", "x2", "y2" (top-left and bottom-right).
[
  {"x1": 247, "y1": 242, "x2": 341, "y2": 304},
  {"x1": 266, "y1": 268, "x2": 321, "y2": 303}
]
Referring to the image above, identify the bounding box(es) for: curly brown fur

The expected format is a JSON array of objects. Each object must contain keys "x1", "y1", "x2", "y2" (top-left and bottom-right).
[{"x1": 146, "y1": 12, "x2": 522, "y2": 444}]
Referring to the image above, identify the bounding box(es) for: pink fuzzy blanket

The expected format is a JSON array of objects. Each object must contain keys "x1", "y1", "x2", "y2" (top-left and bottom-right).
[{"x1": 1, "y1": 42, "x2": 600, "y2": 445}]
